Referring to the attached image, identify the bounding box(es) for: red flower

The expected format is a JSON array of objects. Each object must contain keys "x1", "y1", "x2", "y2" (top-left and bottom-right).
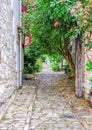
[
  {"x1": 70, "y1": 8, "x2": 75, "y2": 14},
  {"x1": 84, "y1": 8, "x2": 88, "y2": 13},
  {"x1": 54, "y1": 21, "x2": 59, "y2": 27},
  {"x1": 77, "y1": 1, "x2": 82, "y2": 8},
  {"x1": 32, "y1": 5, "x2": 36, "y2": 8},
  {"x1": 22, "y1": 6, "x2": 27, "y2": 12}
]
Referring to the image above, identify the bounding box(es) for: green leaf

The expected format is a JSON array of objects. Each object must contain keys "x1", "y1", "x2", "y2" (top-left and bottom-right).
[{"x1": 90, "y1": 77, "x2": 92, "y2": 83}]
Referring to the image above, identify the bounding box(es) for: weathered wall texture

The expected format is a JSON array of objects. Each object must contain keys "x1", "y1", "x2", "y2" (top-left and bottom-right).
[
  {"x1": 0, "y1": 0, "x2": 18, "y2": 118},
  {"x1": 83, "y1": 33, "x2": 92, "y2": 99}
]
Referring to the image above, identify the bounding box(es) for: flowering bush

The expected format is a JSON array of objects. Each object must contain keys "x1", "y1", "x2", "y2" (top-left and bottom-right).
[
  {"x1": 70, "y1": 0, "x2": 92, "y2": 34},
  {"x1": 22, "y1": 0, "x2": 92, "y2": 72}
]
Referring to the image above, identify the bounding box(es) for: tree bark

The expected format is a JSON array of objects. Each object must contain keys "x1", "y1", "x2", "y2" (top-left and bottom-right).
[
  {"x1": 64, "y1": 50, "x2": 75, "y2": 71},
  {"x1": 64, "y1": 38, "x2": 75, "y2": 71},
  {"x1": 55, "y1": 38, "x2": 75, "y2": 72},
  {"x1": 75, "y1": 35, "x2": 83, "y2": 98}
]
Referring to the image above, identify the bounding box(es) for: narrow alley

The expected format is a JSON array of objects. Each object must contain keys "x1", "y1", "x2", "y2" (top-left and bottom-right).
[{"x1": 0, "y1": 64, "x2": 92, "y2": 130}]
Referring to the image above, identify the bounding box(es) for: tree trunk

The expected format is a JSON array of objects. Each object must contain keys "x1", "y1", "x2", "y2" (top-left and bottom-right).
[
  {"x1": 64, "y1": 50, "x2": 75, "y2": 71},
  {"x1": 63, "y1": 38, "x2": 75, "y2": 72},
  {"x1": 56, "y1": 38, "x2": 75, "y2": 73},
  {"x1": 75, "y1": 35, "x2": 83, "y2": 98}
]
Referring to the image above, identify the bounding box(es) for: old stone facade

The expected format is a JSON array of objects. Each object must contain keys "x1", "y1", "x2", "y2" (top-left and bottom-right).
[
  {"x1": 83, "y1": 33, "x2": 92, "y2": 99},
  {"x1": 0, "y1": 0, "x2": 22, "y2": 119},
  {"x1": 71, "y1": 35, "x2": 92, "y2": 99}
]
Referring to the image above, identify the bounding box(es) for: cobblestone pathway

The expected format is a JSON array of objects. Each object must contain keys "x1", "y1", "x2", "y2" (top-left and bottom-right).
[{"x1": 0, "y1": 64, "x2": 92, "y2": 130}]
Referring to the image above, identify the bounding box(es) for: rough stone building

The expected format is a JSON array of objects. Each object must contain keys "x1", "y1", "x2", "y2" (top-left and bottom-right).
[
  {"x1": 0, "y1": 0, "x2": 23, "y2": 119},
  {"x1": 83, "y1": 33, "x2": 92, "y2": 99}
]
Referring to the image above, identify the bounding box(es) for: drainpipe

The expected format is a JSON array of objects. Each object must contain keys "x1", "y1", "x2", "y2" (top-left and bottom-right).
[{"x1": 19, "y1": 0, "x2": 23, "y2": 88}]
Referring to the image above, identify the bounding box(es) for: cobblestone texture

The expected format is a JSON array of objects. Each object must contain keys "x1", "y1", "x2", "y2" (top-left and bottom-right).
[{"x1": 0, "y1": 64, "x2": 92, "y2": 130}]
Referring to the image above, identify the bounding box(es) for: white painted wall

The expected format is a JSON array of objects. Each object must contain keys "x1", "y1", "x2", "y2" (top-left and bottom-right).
[
  {"x1": 12, "y1": 0, "x2": 24, "y2": 87},
  {"x1": 11, "y1": 0, "x2": 21, "y2": 86}
]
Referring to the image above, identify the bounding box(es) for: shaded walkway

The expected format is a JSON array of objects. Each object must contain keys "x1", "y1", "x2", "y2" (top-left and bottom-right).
[{"x1": 0, "y1": 64, "x2": 92, "y2": 130}]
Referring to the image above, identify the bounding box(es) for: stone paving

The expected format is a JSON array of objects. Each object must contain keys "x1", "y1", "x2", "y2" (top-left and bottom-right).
[{"x1": 0, "y1": 64, "x2": 92, "y2": 130}]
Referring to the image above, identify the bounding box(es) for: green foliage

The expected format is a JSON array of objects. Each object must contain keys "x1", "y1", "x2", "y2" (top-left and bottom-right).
[
  {"x1": 23, "y1": 0, "x2": 92, "y2": 39},
  {"x1": 23, "y1": 42, "x2": 43, "y2": 73},
  {"x1": 49, "y1": 53, "x2": 64, "y2": 71},
  {"x1": 90, "y1": 86, "x2": 92, "y2": 92},
  {"x1": 51, "y1": 62, "x2": 60, "y2": 71},
  {"x1": 35, "y1": 58, "x2": 43, "y2": 72},
  {"x1": 22, "y1": 0, "x2": 92, "y2": 73},
  {"x1": 86, "y1": 61, "x2": 92, "y2": 71},
  {"x1": 2, "y1": 116, "x2": 8, "y2": 121},
  {"x1": 85, "y1": 41, "x2": 92, "y2": 50},
  {"x1": 86, "y1": 60, "x2": 92, "y2": 92},
  {"x1": 41, "y1": 54, "x2": 48, "y2": 62},
  {"x1": 49, "y1": 54, "x2": 63, "y2": 64},
  {"x1": 22, "y1": 0, "x2": 77, "y2": 71},
  {"x1": 89, "y1": 77, "x2": 92, "y2": 83}
]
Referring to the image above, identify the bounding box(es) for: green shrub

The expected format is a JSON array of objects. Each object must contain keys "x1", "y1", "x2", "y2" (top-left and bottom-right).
[
  {"x1": 51, "y1": 62, "x2": 60, "y2": 71},
  {"x1": 49, "y1": 54, "x2": 63, "y2": 64},
  {"x1": 35, "y1": 58, "x2": 42, "y2": 72},
  {"x1": 41, "y1": 54, "x2": 48, "y2": 62},
  {"x1": 86, "y1": 61, "x2": 92, "y2": 71},
  {"x1": 23, "y1": 41, "x2": 43, "y2": 74}
]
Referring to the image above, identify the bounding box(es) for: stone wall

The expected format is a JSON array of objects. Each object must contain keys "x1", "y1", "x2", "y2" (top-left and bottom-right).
[
  {"x1": 83, "y1": 32, "x2": 92, "y2": 99},
  {"x1": 0, "y1": 0, "x2": 18, "y2": 119}
]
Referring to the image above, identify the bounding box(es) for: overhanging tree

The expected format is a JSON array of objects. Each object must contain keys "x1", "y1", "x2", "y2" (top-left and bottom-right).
[
  {"x1": 23, "y1": 0, "x2": 77, "y2": 71},
  {"x1": 22, "y1": 0, "x2": 92, "y2": 97}
]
